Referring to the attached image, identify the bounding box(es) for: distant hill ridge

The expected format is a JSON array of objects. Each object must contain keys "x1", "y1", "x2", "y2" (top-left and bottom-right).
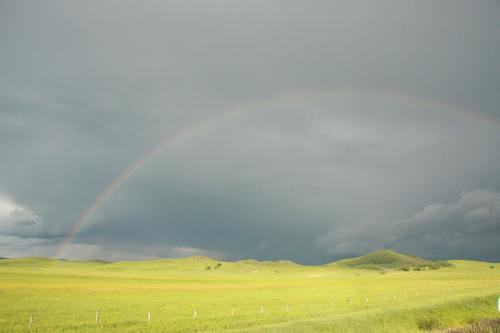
[{"x1": 0, "y1": 249, "x2": 438, "y2": 270}]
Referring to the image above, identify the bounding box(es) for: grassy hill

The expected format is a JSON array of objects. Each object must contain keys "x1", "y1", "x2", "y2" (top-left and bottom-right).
[
  {"x1": 332, "y1": 249, "x2": 432, "y2": 270},
  {"x1": 0, "y1": 250, "x2": 437, "y2": 272},
  {"x1": 0, "y1": 255, "x2": 304, "y2": 275}
]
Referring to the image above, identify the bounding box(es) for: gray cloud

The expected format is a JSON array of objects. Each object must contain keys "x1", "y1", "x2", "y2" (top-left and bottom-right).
[
  {"x1": 319, "y1": 190, "x2": 500, "y2": 262},
  {"x1": 14, "y1": 220, "x2": 37, "y2": 227},
  {"x1": 0, "y1": 235, "x2": 57, "y2": 259},
  {"x1": 0, "y1": 1, "x2": 499, "y2": 263},
  {"x1": 0, "y1": 194, "x2": 43, "y2": 238}
]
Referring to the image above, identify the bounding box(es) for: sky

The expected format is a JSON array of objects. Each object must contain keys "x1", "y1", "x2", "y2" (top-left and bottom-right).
[{"x1": 0, "y1": 0, "x2": 499, "y2": 264}]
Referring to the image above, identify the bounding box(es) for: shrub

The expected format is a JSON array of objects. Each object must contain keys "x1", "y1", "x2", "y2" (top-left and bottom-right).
[
  {"x1": 214, "y1": 263, "x2": 222, "y2": 270},
  {"x1": 205, "y1": 266, "x2": 211, "y2": 270},
  {"x1": 420, "y1": 261, "x2": 453, "y2": 271},
  {"x1": 399, "y1": 265, "x2": 411, "y2": 271},
  {"x1": 437, "y1": 260, "x2": 453, "y2": 268}
]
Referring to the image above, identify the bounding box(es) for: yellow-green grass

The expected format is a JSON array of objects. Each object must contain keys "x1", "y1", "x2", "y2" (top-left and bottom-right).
[{"x1": 0, "y1": 255, "x2": 499, "y2": 332}]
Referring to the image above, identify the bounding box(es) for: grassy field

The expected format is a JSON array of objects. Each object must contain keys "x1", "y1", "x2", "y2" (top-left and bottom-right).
[{"x1": 0, "y1": 250, "x2": 499, "y2": 332}]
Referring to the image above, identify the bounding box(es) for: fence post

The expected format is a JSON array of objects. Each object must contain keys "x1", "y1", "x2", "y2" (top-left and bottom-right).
[
  {"x1": 286, "y1": 304, "x2": 289, "y2": 313},
  {"x1": 260, "y1": 305, "x2": 263, "y2": 315},
  {"x1": 231, "y1": 307, "x2": 234, "y2": 318},
  {"x1": 148, "y1": 311, "x2": 151, "y2": 321},
  {"x1": 95, "y1": 310, "x2": 99, "y2": 324},
  {"x1": 28, "y1": 314, "x2": 33, "y2": 330},
  {"x1": 193, "y1": 308, "x2": 197, "y2": 319}
]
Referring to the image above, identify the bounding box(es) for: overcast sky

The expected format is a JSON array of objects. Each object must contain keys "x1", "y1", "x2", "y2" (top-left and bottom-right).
[{"x1": 1, "y1": 0, "x2": 499, "y2": 264}]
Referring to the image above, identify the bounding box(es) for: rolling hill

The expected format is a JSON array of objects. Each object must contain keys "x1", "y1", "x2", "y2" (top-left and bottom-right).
[
  {"x1": 332, "y1": 249, "x2": 432, "y2": 269},
  {"x1": 0, "y1": 249, "x2": 438, "y2": 272}
]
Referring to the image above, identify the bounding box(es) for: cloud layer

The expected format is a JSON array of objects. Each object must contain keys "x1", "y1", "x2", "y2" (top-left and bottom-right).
[{"x1": 1, "y1": 1, "x2": 499, "y2": 263}]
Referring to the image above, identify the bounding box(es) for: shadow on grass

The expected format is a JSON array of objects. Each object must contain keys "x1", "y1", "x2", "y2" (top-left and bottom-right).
[
  {"x1": 443, "y1": 318, "x2": 500, "y2": 333},
  {"x1": 417, "y1": 317, "x2": 442, "y2": 331}
]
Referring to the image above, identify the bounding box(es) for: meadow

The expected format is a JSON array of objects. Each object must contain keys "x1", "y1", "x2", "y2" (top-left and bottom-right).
[{"x1": 0, "y1": 250, "x2": 499, "y2": 332}]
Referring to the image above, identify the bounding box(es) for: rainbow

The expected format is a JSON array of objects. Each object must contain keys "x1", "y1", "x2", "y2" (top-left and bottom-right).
[{"x1": 51, "y1": 89, "x2": 500, "y2": 258}]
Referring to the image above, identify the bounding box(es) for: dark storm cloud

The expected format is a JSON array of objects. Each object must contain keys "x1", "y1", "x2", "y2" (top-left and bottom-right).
[
  {"x1": 319, "y1": 190, "x2": 500, "y2": 262},
  {"x1": 0, "y1": 0, "x2": 499, "y2": 262}
]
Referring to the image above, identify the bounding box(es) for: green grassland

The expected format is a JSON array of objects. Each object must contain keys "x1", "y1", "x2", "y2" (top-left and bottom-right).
[{"x1": 0, "y1": 250, "x2": 499, "y2": 332}]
